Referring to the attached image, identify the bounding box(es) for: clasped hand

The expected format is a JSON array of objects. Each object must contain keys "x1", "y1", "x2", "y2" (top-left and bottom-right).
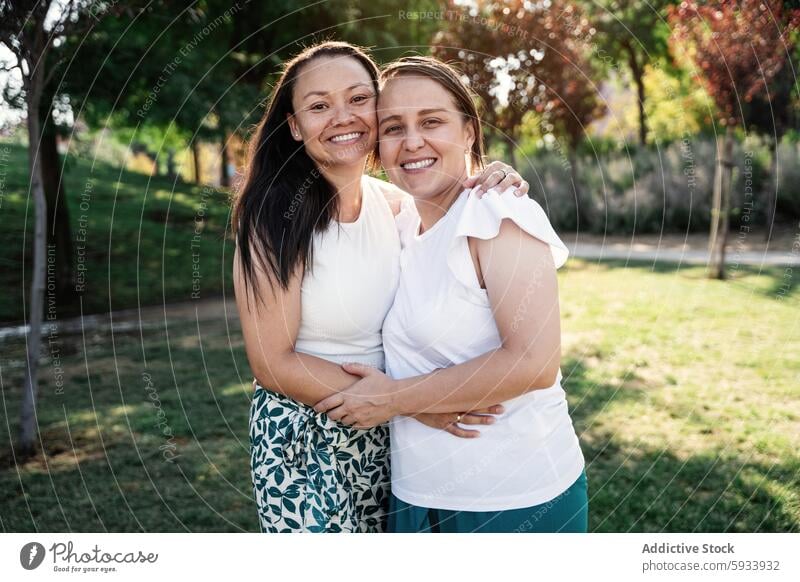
[{"x1": 313, "y1": 363, "x2": 504, "y2": 438}]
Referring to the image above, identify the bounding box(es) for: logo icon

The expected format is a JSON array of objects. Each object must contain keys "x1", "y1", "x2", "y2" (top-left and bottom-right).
[{"x1": 20, "y1": 542, "x2": 46, "y2": 570}]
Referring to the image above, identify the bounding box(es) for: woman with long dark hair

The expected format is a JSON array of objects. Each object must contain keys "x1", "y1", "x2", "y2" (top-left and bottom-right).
[
  {"x1": 315, "y1": 57, "x2": 588, "y2": 533},
  {"x1": 232, "y1": 42, "x2": 528, "y2": 533}
]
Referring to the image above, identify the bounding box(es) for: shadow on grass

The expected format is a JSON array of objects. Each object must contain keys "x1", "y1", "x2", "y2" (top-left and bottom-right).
[
  {"x1": 583, "y1": 435, "x2": 799, "y2": 533},
  {"x1": 0, "y1": 319, "x2": 258, "y2": 532},
  {"x1": 562, "y1": 353, "x2": 799, "y2": 532},
  {"x1": 563, "y1": 354, "x2": 647, "y2": 426},
  {"x1": 3, "y1": 324, "x2": 796, "y2": 532}
]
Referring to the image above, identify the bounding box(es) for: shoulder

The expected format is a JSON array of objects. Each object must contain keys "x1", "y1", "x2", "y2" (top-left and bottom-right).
[
  {"x1": 459, "y1": 186, "x2": 569, "y2": 269},
  {"x1": 363, "y1": 175, "x2": 412, "y2": 216}
]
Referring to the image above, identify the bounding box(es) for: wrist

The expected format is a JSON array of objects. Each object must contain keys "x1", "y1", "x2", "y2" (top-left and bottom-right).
[{"x1": 390, "y1": 378, "x2": 415, "y2": 416}]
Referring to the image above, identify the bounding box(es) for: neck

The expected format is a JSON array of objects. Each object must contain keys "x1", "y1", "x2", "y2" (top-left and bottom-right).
[
  {"x1": 415, "y1": 175, "x2": 466, "y2": 234},
  {"x1": 320, "y1": 161, "x2": 366, "y2": 222}
]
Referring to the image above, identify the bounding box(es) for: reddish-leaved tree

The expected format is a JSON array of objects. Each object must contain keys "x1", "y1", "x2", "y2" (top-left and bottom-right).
[{"x1": 669, "y1": 0, "x2": 800, "y2": 279}]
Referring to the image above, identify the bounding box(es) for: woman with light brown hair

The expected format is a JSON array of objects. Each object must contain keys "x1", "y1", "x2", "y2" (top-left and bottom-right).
[{"x1": 315, "y1": 56, "x2": 588, "y2": 533}]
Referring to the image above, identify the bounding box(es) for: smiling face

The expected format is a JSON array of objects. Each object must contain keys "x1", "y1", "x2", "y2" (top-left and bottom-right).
[
  {"x1": 378, "y1": 75, "x2": 475, "y2": 201},
  {"x1": 288, "y1": 55, "x2": 378, "y2": 169}
]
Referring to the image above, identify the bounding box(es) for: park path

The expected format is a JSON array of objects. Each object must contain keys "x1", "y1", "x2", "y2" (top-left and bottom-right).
[
  {"x1": 567, "y1": 241, "x2": 800, "y2": 266},
  {"x1": 562, "y1": 227, "x2": 800, "y2": 267},
  {"x1": 0, "y1": 297, "x2": 238, "y2": 342},
  {"x1": 1, "y1": 236, "x2": 797, "y2": 340}
]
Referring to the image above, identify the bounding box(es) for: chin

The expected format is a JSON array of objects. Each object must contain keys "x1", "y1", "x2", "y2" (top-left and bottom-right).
[
  {"x1": 410, "y1": 176, "x2": 452, "y2": 199},
  {"x1": 334, "y1": 153, "x2": 371, "y2": 169},
  {"x1": 329, "y1": 145, "x2": 373, "y2": 166},
  {"x1": 403, "y1": 183, "x2": 436, "y2": 200}
]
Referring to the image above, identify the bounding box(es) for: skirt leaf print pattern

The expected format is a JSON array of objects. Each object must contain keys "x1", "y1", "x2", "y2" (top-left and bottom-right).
[{"x1": 249, "y1": 383, "x2": 390, "y2": 532}]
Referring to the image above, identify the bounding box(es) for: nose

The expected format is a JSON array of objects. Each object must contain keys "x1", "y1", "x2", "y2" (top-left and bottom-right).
[
  {"x1": 331, "y1": 103, "x2": 356, "y2": 127},
  {"x1": 403, "y1": 128, "x2": 425, "y2": 152}
]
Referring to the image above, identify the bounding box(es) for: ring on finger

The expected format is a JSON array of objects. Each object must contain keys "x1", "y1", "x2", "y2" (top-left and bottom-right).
[{"x1": 455, "y1": 413, "x2": 463, "y2": 423}]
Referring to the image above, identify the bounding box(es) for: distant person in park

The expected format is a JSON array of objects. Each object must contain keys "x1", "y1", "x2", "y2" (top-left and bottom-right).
[
  {"x1": 232, "y1": 41, "x2": 528, "y2": 533},
  {"x1": 314, "y1": 56, "x2": 588, "y2": 533}
]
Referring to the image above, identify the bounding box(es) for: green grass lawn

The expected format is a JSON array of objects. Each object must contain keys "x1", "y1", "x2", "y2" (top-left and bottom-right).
[
  {"x1": 0, "y1": 141, "x2": 233, "y2": 324},
  {"x1": 1, "y1": 256, "x2": 797, "y2": 532},
  {"x1": 560, "y1": 259, "x2": 799, "y2": 532}
]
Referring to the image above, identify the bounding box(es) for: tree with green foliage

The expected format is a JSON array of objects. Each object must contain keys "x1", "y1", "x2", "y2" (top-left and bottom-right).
[{"x1": 583, "y1": 0, "x2": 672, "y2": 146}]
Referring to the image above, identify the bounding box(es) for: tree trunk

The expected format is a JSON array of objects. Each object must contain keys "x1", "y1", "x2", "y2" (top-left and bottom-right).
[
  {"x1": 634, "y1": 73, "x2": 647, "y2": 147},
  {"x1": 503, "y1": 132, "x2": 518, "y2": 170},
  {"x1": 192, "y1": 140, "x2": 202, "y2": 184},
  {"x1": 709, "y1": 127, "x2": 735, "y2": 280},
  {"x1": 625, "y1": 43, "x2": 648, "y2": 146},
  {"x1": 40, "y1": 114, "x2": 76, "y2": 304},
  {"x1": 19, "y1": 84, "x2": 47, "y2": 458},
  {"x1": 219, "y1": 130, "x2": 230, "y2": 188},
  {"x1": 166, "y1": 149, "x2": 177, "y2": 180},
  {"x1": 483, "y1": 130, "x2": 497, "y2": 155}
]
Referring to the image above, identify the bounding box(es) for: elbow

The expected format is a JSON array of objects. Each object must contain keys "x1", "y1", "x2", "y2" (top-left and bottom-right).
[
  {"x1": 249, "y1": 351, "x2": 292, "y2": 392},
  {"x1": 513, "y1": 348, "x2": 560, "y2": 391},
  {"x1": 251, "y1": 363, "x2": 279, "y2": 391},
  {"x1": 533, "y1": 364, "x2": 560, "y2": 389},
  {"x1": 252, "y1": 366, "x2": 279, "y2": 391}
]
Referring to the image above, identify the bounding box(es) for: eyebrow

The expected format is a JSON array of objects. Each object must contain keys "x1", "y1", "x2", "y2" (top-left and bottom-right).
[
  {"x1": 378, "y1": 108, "x2": 449, "y2": 126},
  {"x1": 302, "y1": 83, "x2": 373, "y2": 101}
]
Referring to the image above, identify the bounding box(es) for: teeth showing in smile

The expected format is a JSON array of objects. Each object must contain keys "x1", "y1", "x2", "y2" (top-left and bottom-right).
[
  {"x1": 330, "y1": 132, "x2": 362, "y2": 143},
  {"x1": 401, "y1": 158, "x2": 436, "y2": 170}
]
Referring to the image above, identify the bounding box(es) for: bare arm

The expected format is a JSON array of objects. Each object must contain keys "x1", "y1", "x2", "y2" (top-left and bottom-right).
[
  {"x1": 314, "y1": 220, "x2": 562, "y2": 424},
  {"x1": 392, "y1": 221, "x2": 561, "y2": 413},
  {"x1": 233, "y1": 246, "x2": 358, "y2": 407}
]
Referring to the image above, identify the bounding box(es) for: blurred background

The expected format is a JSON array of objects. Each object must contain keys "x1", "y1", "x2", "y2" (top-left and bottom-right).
[{"x1": 0, "y1": 0, "x2": 798, "y2": 532}]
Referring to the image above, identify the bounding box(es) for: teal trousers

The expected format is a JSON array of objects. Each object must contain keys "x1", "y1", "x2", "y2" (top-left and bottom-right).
[{"x1": 388, "y1": 469, "x2": 588, "y2": 533}]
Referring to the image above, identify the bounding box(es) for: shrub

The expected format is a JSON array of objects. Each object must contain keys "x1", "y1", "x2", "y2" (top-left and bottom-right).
[{"x1": 519, "y1": 136, "x2": 796, "y2": 234}]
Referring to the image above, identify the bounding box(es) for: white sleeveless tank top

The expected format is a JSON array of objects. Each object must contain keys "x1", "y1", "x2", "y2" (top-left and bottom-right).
[
  {"x1": 383, "y1": 186, "x2": 585, "y2": 511},
  {"x1": 295, "y1": 176, "x2": 401, "y2": 371}
]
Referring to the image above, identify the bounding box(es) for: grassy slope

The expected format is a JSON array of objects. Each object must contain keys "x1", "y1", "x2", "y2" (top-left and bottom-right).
[{"x1": 0, "y1": 142, "x2": 234, "y2": 324}]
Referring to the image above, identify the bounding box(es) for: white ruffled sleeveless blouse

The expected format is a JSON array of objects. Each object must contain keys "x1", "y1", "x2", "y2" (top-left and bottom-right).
[{"x1": 383, "y1": 186, "x2": 585, "y2": 511}]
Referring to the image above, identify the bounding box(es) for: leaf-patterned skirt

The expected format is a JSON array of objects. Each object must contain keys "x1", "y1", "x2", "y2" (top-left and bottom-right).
[{"x1": 249, "y1": 382, "x2": 390, "y2": 532}]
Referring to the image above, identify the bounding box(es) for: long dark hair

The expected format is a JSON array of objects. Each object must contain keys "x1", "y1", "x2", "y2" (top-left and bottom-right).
[
  {"x1": 233, "y1": 41, "x2": 380, "y2": 297},
  {"x1": 380, "y1": 56, "x2": 485, "y2": 171}
]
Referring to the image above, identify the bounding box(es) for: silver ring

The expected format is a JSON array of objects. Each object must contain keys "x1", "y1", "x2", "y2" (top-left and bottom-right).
[{"x1": 455, "y1": 413, "x2": 463, "y2": 423}]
